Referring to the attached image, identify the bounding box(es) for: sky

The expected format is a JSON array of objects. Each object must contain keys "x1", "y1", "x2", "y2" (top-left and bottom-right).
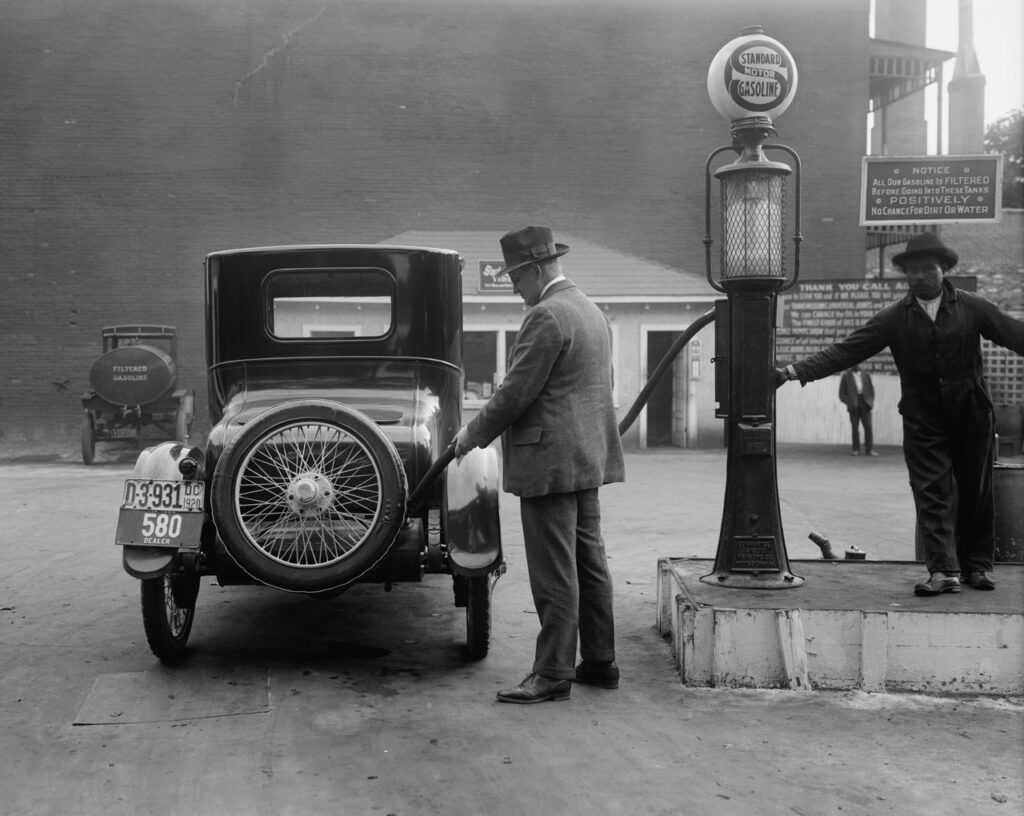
[{"x1": 926, "y1": 0, "x2": 1024, "y2": 125}]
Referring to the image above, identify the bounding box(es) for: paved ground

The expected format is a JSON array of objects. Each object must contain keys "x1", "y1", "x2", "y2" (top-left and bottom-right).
[{"x1": 1, "y1": 445, "x2": 1022, "y2": 815}]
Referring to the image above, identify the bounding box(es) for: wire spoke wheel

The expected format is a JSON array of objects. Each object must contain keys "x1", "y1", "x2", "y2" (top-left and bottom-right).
[
  {"x1": 213, "y1": 401, "x2": 406, "y2": 592},
  {"x1": 141, "y1": 572, "x2": 198, "y2": 663},
  {"x1": 236, "y1": 421, "x2": 383, "y2": 566}
]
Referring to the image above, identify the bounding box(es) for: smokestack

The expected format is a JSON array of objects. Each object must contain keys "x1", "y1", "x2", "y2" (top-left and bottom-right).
[
  {"x1": 948, "y1": 0, "x2": 986, "y2": 152},
  {"x1": 952, "y1": 0, "x2": 981, "y2": 78}
]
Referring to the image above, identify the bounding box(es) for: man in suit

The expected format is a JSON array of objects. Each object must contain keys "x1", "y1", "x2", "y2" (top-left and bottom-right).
[
  {"x1": 777, "y1": 233, "x2": 1024, "y2": 596},
  {"x1": 838, "y1": 364, "x2": 877, "y2": 456},
  {"x1": 455, "y1": 225, "x2": 625, "y2": 703}
]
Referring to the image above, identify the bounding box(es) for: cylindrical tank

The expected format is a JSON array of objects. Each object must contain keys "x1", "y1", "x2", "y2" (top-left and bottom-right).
[
  {"x1": 89, "y1": 344, "x2": 177, "y2": 405},
  {"x1": 995, "y1": 405, "x2": 1023, "y2": 455},
  {"x1": 994, "y1": 463, "x2": 1024, "y2": 562}
]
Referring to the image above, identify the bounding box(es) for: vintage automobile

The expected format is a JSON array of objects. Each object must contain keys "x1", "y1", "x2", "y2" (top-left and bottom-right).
[
  {"x1": 81, "y1": 324, "x2": 195, "y2": 464},
  {"x1": 114, "y1": 246, "x2": 503, "y2": 662}
]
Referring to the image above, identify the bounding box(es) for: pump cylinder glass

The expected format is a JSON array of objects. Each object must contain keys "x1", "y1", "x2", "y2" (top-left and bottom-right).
[{"x1": 716, "y1": 164, "x2": 789, "y2": 280}]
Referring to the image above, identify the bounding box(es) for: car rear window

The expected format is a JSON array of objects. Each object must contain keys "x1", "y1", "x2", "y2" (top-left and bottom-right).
[{"x1": 265, "y1": 268, "x2": 394, "y2": 339}]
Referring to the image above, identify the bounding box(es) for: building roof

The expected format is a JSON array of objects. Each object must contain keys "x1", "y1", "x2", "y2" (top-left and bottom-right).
[
  {"x1": 868, "y1": 37, "x2": 955, "y2": 113},
  {"x1": 382, "y1": 231, "x2": 716, "y2": 302}
]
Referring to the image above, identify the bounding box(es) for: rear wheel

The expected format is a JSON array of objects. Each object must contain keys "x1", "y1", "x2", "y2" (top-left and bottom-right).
[
  {"x1": 81, "y1": 412, "x2": 96, "y2": 465},
  {"x1": 465, "y1": 575, "x2": 492, "y2": 659},
  {"x1": 211, "y1": 401, "x2": 406, "y2": 593},
  {"x1": 141, "y1": 573, "x2": 198, "y2": 663}
]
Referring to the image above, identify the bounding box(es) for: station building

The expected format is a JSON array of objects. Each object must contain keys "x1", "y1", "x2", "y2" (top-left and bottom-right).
[{"x1": 385, "y1": 231, "x2": 720, "y2": 448}]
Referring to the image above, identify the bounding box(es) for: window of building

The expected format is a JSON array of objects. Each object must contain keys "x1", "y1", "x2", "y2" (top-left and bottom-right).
[
  {"x1": 464, "y1": 328, "x2": 518, "y2": 403},
  {"x1": 462, "y1": 324, "x2": 619, "y2": 406}
]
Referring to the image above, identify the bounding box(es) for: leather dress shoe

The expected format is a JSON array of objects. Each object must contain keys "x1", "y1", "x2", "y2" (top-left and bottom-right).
[
  {"x1": 496, "y1": 673, "x2": 571, "y2": 704},
  {"x1": 913, "y1": 573, "x2": 961, "y2": 596},
  {"x1": 575, "y1": 660, "x2": 620, "y2": 689},
  {"x1": 965, "y1": 571, "x2": 995, "y2": 590}
]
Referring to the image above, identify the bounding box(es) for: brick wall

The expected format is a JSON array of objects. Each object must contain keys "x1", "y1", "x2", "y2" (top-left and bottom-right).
[{"x1": 2, "y1": 0, "x2": 872, "y2": 456}]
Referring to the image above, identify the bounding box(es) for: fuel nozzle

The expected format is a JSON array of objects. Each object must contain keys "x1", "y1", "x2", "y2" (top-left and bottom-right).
[{"x1": 808, "y1": 532, "x2": 836, "y2": 560}]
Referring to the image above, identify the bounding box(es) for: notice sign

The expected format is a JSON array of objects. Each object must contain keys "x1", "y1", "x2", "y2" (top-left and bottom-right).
[{"x1": 860, "y1": 155, "x2": 1002, "y2": 226}]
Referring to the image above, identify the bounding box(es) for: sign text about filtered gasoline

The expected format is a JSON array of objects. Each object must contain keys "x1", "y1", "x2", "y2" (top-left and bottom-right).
[{"x1": 860, "y1": 155, "x2": 1002, "y2": 226}]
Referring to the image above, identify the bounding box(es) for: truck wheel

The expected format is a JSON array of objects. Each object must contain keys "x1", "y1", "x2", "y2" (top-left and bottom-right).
[
  {"x1": 81, "y1": 412, "x2": 96, "y2": 465},
  {"x1": 211, "y1": 401, "x2": 406, "y2": 593},
  {"x1": 465, "y1": 575, "x2": 491, "y2": 659},
  {"x1": 141, "y1": 573, "x2": 198, "y2": 663}
]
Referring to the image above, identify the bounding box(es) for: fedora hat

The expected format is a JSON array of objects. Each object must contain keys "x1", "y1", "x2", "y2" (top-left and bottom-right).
[
  {"x1": 892, "y1": 232, "x2": 958, "y2": 271},
  {"x1": 498, "y1": 225, "x2": 569, "y2": 276}
]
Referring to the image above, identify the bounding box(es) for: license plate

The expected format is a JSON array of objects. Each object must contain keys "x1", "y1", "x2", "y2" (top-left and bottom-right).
[
  {"x1": 106, "y1": 427, "x2": 137, "y2": 439},
  {"x1": 121, "y1": 479, "x2": 205, "y2": 512},
  {"x1": 116, "y1": 479, "x2": 205, "y2": 549}
]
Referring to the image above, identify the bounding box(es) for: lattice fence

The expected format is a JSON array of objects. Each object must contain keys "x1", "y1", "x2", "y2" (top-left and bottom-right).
[{"x1": 984, "y1": 339, "x2": 1024, "y2": 405}]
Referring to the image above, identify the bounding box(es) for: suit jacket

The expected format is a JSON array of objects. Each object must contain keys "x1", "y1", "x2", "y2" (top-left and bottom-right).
[
  {"x1": 839, "y1": 369, "x2": 874, "y2": 410},
  {"x1": 464, "y1": 279, "x2": 625, "y2": 497}
]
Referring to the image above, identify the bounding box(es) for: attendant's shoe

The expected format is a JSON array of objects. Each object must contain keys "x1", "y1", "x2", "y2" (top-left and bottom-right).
[
  {"x1": 575, "y1": 660, "x2": 620, "y2": 689},
  {"x1": 913, "y1": 573, "x2": 961, "y2": 596},
  {"x1": 850, "y1": 450, "x2": 861, "y2": 456},
  {"x1": 867, "y1": 451, "x2": 879, "y2": 457},
  {"x1": 965, "y1": 571, "x2": 995, "y2": 591},
  {"x1": 496, "y1": 673, "x2": 571, "y2": 704}
]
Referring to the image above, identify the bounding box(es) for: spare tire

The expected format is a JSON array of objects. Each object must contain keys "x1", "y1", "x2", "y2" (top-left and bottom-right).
[
  {"x1": 211, "y1": 400, "x2": 407, "y2": 592},
  {"x1": 89, "y1": 344, "x2": 177, "y2": 405}
]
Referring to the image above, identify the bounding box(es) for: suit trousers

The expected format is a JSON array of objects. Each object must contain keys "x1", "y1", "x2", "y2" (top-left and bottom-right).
[
  {"x1": 519, "y1": 488, "x2": 616, "y2": 680},
  {"x1": 903, "y1": 395, "x2": 995, "y2": 575},
  {"x1": 848, "y1": 395, "x2": 873, "y2": 453}
]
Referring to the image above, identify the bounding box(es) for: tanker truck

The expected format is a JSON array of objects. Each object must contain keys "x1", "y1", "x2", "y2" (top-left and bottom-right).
[{"x1": 80, "y1": 325, "x2": 195, "y2": 464}]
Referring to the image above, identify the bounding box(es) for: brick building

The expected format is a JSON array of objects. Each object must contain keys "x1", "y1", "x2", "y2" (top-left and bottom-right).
[{"x1": 0, "y1": 0, "x2": 1017, "y2": 456}]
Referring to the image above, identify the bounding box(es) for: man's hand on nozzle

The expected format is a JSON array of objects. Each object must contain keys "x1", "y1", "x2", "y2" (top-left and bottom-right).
[
  {"x1": 454, "y1": 426, "x2": 475, "y2": 458},
  {"x1": 774, "y1": 367, "x2": 789, "y2": 389}
]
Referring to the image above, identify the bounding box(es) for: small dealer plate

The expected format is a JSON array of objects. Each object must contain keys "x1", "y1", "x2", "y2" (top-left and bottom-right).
[
  {"x1": 105, "y1": 427, "x2": 138, "y2": 439},
  {"x1": 116, "y1": 479, "x2": 205, "y2": 549}
]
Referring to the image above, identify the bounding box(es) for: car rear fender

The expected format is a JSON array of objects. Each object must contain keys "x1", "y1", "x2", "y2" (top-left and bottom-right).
[
  {"x1": 445, "y1": 446, "x2": 502, "y2": 577},
  {"x1": 121, "y1": 441, "x2": 207, "y2": 580}
]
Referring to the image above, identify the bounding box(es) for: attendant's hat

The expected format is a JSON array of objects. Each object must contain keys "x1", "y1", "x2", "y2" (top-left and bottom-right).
[
  {"x1": 498, "y1": 225, "x2": 569, "y2": 276},
  {"x1": 892, "y1": 232, "x2": 958, "y2": 271}
]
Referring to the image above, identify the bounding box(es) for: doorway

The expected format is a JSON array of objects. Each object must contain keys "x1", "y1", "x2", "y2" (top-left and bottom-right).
[{"x1": 645, "y1": 330, "x2": 688, "y2": 448}]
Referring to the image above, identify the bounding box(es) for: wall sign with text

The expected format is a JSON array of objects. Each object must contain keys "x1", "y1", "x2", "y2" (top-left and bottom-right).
[
  {"x1": 860, "y1": 155, "x2": 1002, "y2": 226},
  {"x1": 479, "y1": 261, "x2": 511, "y2": 292},
  {"x1": 776, "y1": 276, "x2": 976, "y2": 373}
]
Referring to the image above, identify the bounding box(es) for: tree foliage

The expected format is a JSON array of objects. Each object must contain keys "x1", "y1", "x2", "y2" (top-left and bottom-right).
[{"x1": 985, "y1": 108, "x2": 1023, "y2": 208}]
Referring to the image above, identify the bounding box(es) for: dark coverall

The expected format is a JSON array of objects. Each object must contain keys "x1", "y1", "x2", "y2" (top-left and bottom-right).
[{"x1": 790, "y1": 279, "x2": 1024, "y2": 576}]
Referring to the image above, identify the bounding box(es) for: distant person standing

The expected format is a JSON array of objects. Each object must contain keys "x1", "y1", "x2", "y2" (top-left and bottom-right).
[
  {"x1": 838, "y1": 364, "x2": 877, "y2": 456},
  {"x1": 776, "y1": 233, "x2": 1024, "y2": 597}
]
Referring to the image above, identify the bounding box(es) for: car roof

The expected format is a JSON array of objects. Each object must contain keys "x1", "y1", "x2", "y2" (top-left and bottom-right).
[{"x1": 204, "y1": 244, "x2": 464, "y2": 369}]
